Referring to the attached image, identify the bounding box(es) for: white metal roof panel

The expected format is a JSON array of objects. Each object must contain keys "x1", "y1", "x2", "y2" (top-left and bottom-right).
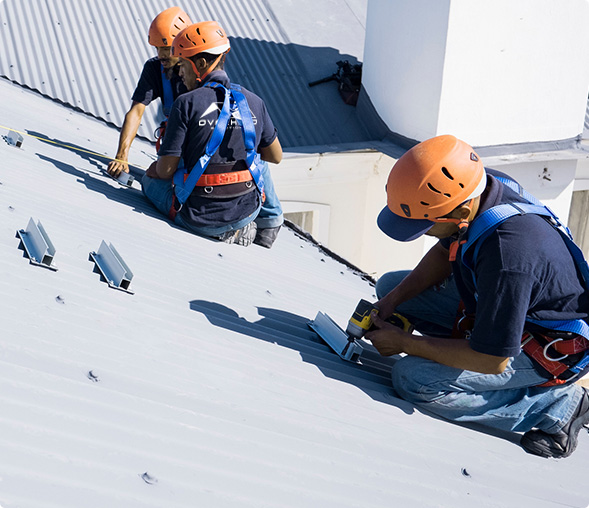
[
  {"x1": 0, "y1": 0, "x2": 371, "y2": 149},
  {"x1": 0, "y1": 78, "x2": 588, "y2": 508}
]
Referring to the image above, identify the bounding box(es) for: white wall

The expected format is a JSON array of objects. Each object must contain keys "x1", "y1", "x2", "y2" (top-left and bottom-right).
[
  {"x1": 274, "y1": 150, "x2": 442, "y2": 278},
  {"x1": 486, "y1": 159, "x2": 578, "y2": 224},
  {"x1": 363, "y1": 0, "x2": 450, "y2": 142},
  {"x1": 364, "y1": 0, "x2": 589, "y2": 146}
]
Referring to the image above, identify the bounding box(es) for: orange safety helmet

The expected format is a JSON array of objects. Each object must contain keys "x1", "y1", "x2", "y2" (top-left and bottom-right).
[
  {"x1": 172, "y1": 21, "x2": 231, "y2": 81},
  {"x1": 377, "y1": 135, "x2": 487, "y2": 241},
  {"x1": 172, "y1": 20, "x2": 231, "y2": 57},
  {"x1": 148, "y1": 6, "x2": 192, "y2": 47}
]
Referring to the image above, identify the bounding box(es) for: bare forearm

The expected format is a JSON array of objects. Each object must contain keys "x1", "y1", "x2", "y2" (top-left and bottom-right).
[{"x1": 116, "y1": 109, "x2": 142, "y2": 159}]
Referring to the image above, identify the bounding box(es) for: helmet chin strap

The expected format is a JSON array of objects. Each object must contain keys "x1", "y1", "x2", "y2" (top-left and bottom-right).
[
  {"x1": 433, "y1": 199, "x2": 474, "y2": 262},
  {"x1": 189, "y1": 53, "x2": 226, "y2": 85}
]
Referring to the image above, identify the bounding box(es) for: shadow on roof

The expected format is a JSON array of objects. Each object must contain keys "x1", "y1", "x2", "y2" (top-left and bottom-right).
[
  {"x1": 189, "y1": 299, "x2": 416, "y2": 414},
  {"x1": 28, "y1": 130, "x2": 148, "y2": 178},
  {"x1": 189, "y1": 299, "x2": 527, "y2": 446}
]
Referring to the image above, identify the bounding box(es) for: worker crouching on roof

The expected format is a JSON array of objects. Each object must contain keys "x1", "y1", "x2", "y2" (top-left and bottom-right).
[
  {"x1": 108, "y1": 6, "x2": 191, "y2": 179},
  {"x1": 141, "y1": 20, "x2": 284, "y2": 247},
  {"x1": 365, "y1": 135, "x2": 589, "y2": 458}
]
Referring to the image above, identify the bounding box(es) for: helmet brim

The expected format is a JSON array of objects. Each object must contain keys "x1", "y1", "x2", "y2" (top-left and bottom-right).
[
  {"x1": 377, "y1": 206, "x2": 434, "y2": 242},
  {"x1": 204, "y1": 43, "x2": 231, "y2": 55}
]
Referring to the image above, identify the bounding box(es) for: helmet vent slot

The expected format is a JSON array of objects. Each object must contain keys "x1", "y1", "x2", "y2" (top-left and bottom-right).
[
  {"x1": 441, "y1": 167, "x2": 454, "y2": 180},
  {"x1": 420, "y1": 201, "x2": 429, "y2": 206},
  {"x1": 427, "y1": 183, "x2": 441, "y2": 194}
]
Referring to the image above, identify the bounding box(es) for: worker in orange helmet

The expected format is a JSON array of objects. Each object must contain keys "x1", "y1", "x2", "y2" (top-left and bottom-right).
[
  {"x1": 107, "y1": 6, "x2": 192, "y2": 179},
  {"x1": 364, "y1": 134, "x2": 589, "y2": 459},
  {"x1": 141, "y1": 20, "x2": 284, "y2": 247}
]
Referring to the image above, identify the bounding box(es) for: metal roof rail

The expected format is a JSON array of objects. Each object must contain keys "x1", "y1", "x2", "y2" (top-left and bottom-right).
[
  {"x1": 89, "y1": 241, "x2": 134, "y2": 293},
  {"x1": 16, "y1": 218, "x2": 58, "y2": 271}
]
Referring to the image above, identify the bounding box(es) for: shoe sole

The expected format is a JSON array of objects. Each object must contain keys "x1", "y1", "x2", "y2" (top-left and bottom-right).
[{"x1": 521, "y1": 393, "x2": 589, "y2": 458}]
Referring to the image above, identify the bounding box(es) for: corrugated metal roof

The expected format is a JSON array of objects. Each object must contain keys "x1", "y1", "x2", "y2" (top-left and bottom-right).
[
  {"x1": 0, "y1": 0, "x2": 371, "y2": 149},
  {"x1": 1, "y1": 77, "x2": 589, "y2": 508}
]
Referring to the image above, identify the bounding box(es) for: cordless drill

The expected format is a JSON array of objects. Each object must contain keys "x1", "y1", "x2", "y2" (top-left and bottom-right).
[{"x1": 346, "y1": 299, "x2": 413, "y2": 340}]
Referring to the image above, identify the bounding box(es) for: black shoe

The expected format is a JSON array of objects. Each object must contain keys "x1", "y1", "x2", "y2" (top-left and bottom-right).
[
  {"x1": 218, "y1": 221, "x2": 257, "y2": 247},
  {"x1": 254, "y1": 225, "x2": 281, "y2": 249},
  {"x1": 521, "y1": 388, "x2": 589, "y2": 458}
]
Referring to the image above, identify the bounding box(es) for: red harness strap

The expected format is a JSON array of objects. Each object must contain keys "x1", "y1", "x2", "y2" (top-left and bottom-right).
[
  {"x1": 168, "y1": 195, "x2": 180, "y2": 221},
  {"x1": 195, "y1": 169, "x2": 252, "y2": 186}
]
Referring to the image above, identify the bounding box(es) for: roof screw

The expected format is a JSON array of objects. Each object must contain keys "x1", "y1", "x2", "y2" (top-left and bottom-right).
[{"x1": 140, "y1": 472, "x2": 158, "y2": 485}]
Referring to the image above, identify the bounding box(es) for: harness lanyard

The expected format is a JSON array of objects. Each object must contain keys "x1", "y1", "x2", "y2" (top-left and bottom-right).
[
  {"x1": 172, "y1": 82, "x2": 264, "y2": 206},
  {"x1": 161, "y1": 64, "x2": 174, "y2": 118},
  {"x1": 460, "y1": 177, "x2": 589, "y2": 373}
]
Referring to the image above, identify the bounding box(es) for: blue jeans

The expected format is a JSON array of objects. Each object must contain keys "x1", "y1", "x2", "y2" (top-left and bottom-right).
[
  {"x1": 256, "y1": 162, "x2": 283, "y2": 229},
  {"x1": 376, "y1": 270, "x2": 583, "y2": 433},
  {"x1": 141, "y1": 162, "x2": 282, "y2": 236}
]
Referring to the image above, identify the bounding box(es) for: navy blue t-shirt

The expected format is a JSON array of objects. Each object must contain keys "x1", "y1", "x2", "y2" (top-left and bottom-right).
[
  {"x1": 131, "y1": 57, "x2": 186, "y2": 108},
  {"x1": 158, "y1": 70, "x2": 278, "y2": 228},
  {"x1": 443, "y1": 168, "x2": 589, "y2": 358}
]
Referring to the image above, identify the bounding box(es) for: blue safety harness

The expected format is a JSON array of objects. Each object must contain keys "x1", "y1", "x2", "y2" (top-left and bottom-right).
[
  {"x1": 460, "y1": 176, "x2": 589, "y2": 380},
  {"x1": 161, "y1": 64, "x2": 174, "y2": 118},
  {"x1": 172, "y1": 82, "x2": 264, "y2": 207}
]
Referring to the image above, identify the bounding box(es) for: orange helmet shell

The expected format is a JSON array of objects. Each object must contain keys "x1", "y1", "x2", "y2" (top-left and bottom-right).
[
  {"x1": 148, "y1": 7, "x2": 192, "y2": 47},
  {"x1": 386, "y1": 135, "x2": 485, "y2": 220},
  {"x1": 172, "y1": 21, "x2": 231, "y2": 58}
]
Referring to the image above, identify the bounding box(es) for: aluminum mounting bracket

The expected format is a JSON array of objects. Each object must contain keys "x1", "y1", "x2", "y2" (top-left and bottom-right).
[
  {"x1": 16, "y1": 217, "x2": 58, "y2": 270},
  {"x1": 6, "y1": 130, "x2": 24, "y2": 148},
  {"x1": 89, "y1": 241, "x2": 134, "y2": 293},
  {"x1": 308, "y1": 311, "x2": 364, "y2": 362}
]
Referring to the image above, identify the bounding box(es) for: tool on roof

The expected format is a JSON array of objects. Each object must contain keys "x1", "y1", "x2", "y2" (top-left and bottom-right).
[
  {"x1": 16, "y1": 218, "x2": 58, "y2": 271},
  {"x1": 101, "y1": 167, "x2": 135, "y2": 187},
  {"x1": 89, "y1": 241, "x2": 134, "y2": 293},
  {"x1": 347, "y1": 299, "x2": 413, "y2": 339},
  {"x1": 308, "y1": 60, "x2": 363, "y2": 106}
]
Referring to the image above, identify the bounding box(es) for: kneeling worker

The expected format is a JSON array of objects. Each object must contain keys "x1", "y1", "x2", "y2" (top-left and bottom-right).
[
  {"x1": 142, "y1": 20, "x2": 283, "y2": 247},
  {"x1": 365, "y1": 135, "x2": 589, "y2": 458}
]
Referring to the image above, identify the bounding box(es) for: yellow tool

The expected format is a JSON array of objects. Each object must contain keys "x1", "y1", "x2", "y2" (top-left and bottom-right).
[{"x1": 346, "y1": 299, "x2": 413, "y2": 339}]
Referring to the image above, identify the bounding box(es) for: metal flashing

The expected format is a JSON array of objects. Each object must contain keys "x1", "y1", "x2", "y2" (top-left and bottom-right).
[
  {"x1": 15, "y1": 217, "x2": 58, "y2": 270},
  {"x1": 89, "y1": 241, "x2": 134, "y2": 293}
]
